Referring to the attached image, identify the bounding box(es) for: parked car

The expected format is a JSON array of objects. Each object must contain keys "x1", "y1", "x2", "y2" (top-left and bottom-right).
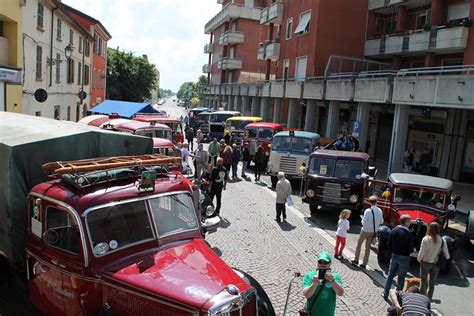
[
  {"x1": 267, "y1": 131, "x2": 320, "y2": 187},
  {"x1": 367, "y1": 173, "x2": 461, "y2": 272},
  {"x1": 302, "y1": 150, "x2": 376, "y2": 214}
]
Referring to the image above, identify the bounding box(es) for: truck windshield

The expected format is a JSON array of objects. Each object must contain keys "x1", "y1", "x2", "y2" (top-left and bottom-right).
[
  {"x1": 335, "y1": 159, "x2": 365, "y2": 179},
  {"x1": 226, "y1": 120, "x2": 254, "y2": 131},
  {"x1": 393, "y1": 188, "x2": 446, "y2": 209},
  {"x1": 308, "y1": 158, "x2": 336, "y2": 176},
  {"x1": 149, "y1": 193, "x2": 198, "y2": 237},
  {"x1": 87, "y1": 200, "x2": 154, "y2": 256},
  {"x1": 210, "y1": 114, "x2": 234, "y2": 123},
  {"x1": 258, "y1": 128, "x2": 273, "y2": 139},
  {"x1": 272, "y1": 136, "x2": 313, "y2": 153}
]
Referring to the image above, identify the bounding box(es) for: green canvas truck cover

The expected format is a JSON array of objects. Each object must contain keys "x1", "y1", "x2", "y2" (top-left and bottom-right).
[{"x1": 0, "y1": 112, "x2": 153, "y2": 265}]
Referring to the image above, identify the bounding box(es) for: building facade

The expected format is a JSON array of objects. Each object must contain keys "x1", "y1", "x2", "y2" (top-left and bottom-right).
[
  {"x1": 62, "y1": 2, "x2": 112, "y2": 110},
  {"x1": 0, "y1": 0, "x2": 23, "y2": 113},
  {"x1": 22, "y1": 0, "x2": 93, "y2": 121},
  {"x1": 201, "y1": 0, "x2": 474, "y2": 184}
]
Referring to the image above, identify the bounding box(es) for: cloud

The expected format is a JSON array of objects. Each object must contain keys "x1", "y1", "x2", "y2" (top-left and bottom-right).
[{"x1": 63, "y1": 0, "x2": 219, "y2": 92}]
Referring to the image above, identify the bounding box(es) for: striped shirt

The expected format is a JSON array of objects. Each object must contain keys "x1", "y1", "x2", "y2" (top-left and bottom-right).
[{"x1": 400, "y1": 292, "x2": 431, "y2": 315}]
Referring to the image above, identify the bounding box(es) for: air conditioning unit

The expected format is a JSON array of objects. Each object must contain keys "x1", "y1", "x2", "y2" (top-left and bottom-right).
[{"x1": 19, "y1": 0, "x2": 27, "y2": 7}]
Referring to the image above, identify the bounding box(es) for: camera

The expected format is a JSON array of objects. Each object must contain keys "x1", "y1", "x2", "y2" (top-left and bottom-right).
[{"x1": 318, "y1": 269, "x2": 327, "y2": 280}]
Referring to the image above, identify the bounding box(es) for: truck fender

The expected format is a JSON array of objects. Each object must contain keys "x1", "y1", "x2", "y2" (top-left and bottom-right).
[
  {"x1": 377, "y1": 225, "x2": 391, "y2": 240},
  {"x1": 467, "y1": 210, "x2": 474, "y2": 240},
  {"x1": 232, "y1": 268, "x2": 275, "y2": 316}
]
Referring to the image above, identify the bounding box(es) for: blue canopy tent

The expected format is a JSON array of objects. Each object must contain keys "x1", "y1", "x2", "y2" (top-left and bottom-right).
[{"x1": 87, "y1": 100, "x2": 161, "y2": 118}]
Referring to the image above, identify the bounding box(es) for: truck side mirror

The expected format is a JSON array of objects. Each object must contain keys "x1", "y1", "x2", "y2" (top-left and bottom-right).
[{"x1": 368, "y1": 166, "x2": 377, "y2": 178}]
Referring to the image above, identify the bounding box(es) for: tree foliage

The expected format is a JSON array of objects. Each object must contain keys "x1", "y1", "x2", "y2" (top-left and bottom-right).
[
  {"x1": 106, "y1": 48, "x2": 158, "y2": 102},
  {"x1": 177, "y1": 75, "x2": 208, "y2": 105}
]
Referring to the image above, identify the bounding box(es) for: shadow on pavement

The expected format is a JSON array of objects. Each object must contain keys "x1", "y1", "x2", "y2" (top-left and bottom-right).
[
  {"x1": 277, "y1": 220, "x2": 297, "y2": 232},
  {"x1": 219, "y1": 217, "x2": 231, "y2": 229}
]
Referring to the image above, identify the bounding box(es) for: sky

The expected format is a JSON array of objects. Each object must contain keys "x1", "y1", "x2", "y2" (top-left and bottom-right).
[{"x1": 62, "y1": 0, "x2": 219, "y2": 92}]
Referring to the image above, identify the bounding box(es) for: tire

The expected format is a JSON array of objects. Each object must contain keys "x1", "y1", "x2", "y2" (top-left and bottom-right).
[
  {"x1": 377, "y1": 238, "x2": 390, "y2": 264},
  {"x1": 309, "y1": 204, "x2": 318, "y2": 215},
  {"x1": 270, "y1": 176, "x2": 278, "y2": 188}
]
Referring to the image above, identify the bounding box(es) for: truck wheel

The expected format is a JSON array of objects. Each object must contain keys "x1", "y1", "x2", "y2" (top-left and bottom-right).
[
  {"x1": 270, "y1": 176, "x2": 278, "y2": 188},
  {"x1": 377, "y1": 238, "x2": 390, "y2": 264},
  {"x1": 310, "y1": 204, "x2": 318, "y2": 215}
]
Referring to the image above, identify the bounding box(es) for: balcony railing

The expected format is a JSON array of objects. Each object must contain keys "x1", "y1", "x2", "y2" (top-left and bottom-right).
[
  {"x1": 260, "y1": 1, "x2": 283, "y2": 25},
  {"x1": 369, "y1": 0, "x2": 407, "y2": 11},
  {"x1": 257, "y1": 41, "x2": 280, "y2": 60},
  {"x1": 204, "y1": 43, "x2": 212, "y2": 54},
  {"x1": 365, "y1": 25, "x2": 469, "y2": 57},
  {"x1": 219, "y1": 31, "x2": 245, "y2": 45},
  {"x1": 218, "y1": 57, "x2": 243, "y2": 70},
  {"x1": 205, "y1": 3, "x2": 261, "y2": 34},
  {"x1": 202, "y1": 64, "x2": 212, "y2": 73},
  {"x1": 0, "y1": 37, "x2": 9, "y2": 66}
]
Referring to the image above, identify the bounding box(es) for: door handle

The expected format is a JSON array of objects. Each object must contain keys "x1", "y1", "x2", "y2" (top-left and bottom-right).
[{"x1": 51, "y1": 259, "x2": 67, "y2": 269}]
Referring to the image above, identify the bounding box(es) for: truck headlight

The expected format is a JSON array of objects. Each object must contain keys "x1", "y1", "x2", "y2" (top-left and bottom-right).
[
  {"x1": 350, "y1": 194, "x2": 358, "y2": 203},
  {"x1": 306, "y1": 189, "x2": 315, "y2": 198},
  {"x1": 206, "y1": 205, "x2": 215, "y2": 216},
  {"x1": 447, "y1": 204, "x2": 455, "y2": 211}
]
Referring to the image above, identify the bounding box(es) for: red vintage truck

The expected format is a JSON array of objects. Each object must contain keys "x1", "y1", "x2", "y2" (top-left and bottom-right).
[{"x1": 0, "y1": 112, "x2": 273, "y2": 315}]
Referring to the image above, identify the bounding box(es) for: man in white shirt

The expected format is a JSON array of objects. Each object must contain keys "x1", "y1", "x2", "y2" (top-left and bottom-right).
[
  {"x1": 275, "y1": 172, "x2": 292, "y2": 222},
  {"x1": 351, "y1": 195, "x2": 384, "y2": 268}
]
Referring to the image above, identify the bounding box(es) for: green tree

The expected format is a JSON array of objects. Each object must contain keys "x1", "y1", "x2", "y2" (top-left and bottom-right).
[
  {"x1": 106, "y1": 48, "x2": 158, "y2": 102},
  {"x1": 177, "y1": 75, "x2": 208, "y2": 106}
]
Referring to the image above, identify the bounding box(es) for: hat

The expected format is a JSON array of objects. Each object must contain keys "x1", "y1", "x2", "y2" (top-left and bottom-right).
[{"x1": 317, "y1": 251, "x2": 331, "y2": 263}]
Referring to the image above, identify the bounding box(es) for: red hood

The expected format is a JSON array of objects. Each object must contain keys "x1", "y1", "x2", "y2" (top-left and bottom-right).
[
  {"x1": 111, "y1": 238, "x2": 251, "y2": 311},
  {"x1": 396, "y1": 209, "x2": 437, "y2": 224}
]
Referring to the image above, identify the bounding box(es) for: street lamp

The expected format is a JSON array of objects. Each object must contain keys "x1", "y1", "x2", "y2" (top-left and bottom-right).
[{"x1": 47, "y1": 43, "x2": 74, "y2": 65}]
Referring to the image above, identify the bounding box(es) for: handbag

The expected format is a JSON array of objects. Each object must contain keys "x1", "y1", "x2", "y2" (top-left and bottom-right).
[
  {"x1": 286, "y1": 195, "x2": 294, "y2": 207},
  {"x1": 299, "y1": 280, "x2": 327, "y2": 316},
  {"x1": 436, "y1": 238, "x2": 446, "y2": 269},
  {"x1": 371, "y1": 207, "x2": 377, "y2": 246}
]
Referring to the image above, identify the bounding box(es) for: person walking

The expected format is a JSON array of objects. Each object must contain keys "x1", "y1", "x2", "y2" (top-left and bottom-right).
[
  {"x1": 275, "y1": 172, "x2": 291, "y2": 222},
  {"x1": 231, "y1": 143, "x2": 241, "y2": 179},
  {"x1": 220, "y1": 145, "x2": 233, "y2": 173},
  {"x1": 334, "y1": 209, "x2": 351, "y2": 260},
  {"x1": 192, "y1": 143, "x2": 208, "y2": 179},
  {"x1": 208, "y1": 138, "x2": 220, "y2": 166},
  {"x1": 186, "y1": 127, "x2": 194, "y2": 151},
  {"x1": 383, "y1": 214, "x2": 414, "y2": 301},
  {"x1": 208, "y1": 157, "x2": 227, "y2": 216},
  {"x1": 181, "y1": 143, "x2": 190, "y2": 164},
  {"x1": 351, "y1": 196, "x2": 383, "y2": 268},
  {"x1": 254, "y1": 146, "x2": 264, "y2": 182},
  {"x1": 241, "y1": 144, "x2": 250, "y2": 178},
  {"x1": 403, "y1": 147, "x2": 414, "y2": 173},
  {"x1": 303, "y1": 251, "x2": 344, "y2": 316},
  {"x1": 417, "y1": 222, "x2": 450, "y2": 301}
]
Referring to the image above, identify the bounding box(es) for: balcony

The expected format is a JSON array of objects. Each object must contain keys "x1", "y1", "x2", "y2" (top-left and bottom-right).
[
  {"x1": 205, "y1": 3, "x2": 261, "y2": 34},
  {"x1": 434, "y1": 26, "x2": 469, "y2": 52},
  {"x1": 204, "y1": 43, "x2": 212, "y2": 54},
  {"x1": 406, "y1": 31, "x2": 430, "y2": 53},
  {"x1": 217, "y1": 57, "x2": 243, "y2": 70},
  {"x1": 260, "y1": 1, "x2": 283, "y2": 25},
  {"x1": 355, "y1": 76, "x2": 394, "y2": 103},
  {"x1": 369, "y1": 0, "x2": 408, "y2": 11},
  {"x1": 202, "y1": 64, "x2": 212, "y2": 73},
  {"x1": 326, "y1": 78, "x2": 355, "y2": 101},
  {"x1": 0, "y1": 37, "x2": 9, "y2": 66},
  {"x1": 257, "y1": 41, "x2": 280, "y2": 60},
  {"x1": 270, "y1": 81, "x2": 284, "y2": 98},
  {"x1": 364, "y1": 35, "x2": 403, "y2": 57},
  {"x1": 219, "y1": 30, "x2": 245, "y2": 45},
  {"x1": 303, "y1": 79, "x2": 325, "y2": 99}
]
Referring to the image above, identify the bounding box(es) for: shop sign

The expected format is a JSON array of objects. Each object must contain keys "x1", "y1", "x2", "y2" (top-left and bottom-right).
[{"x1": 0, "y1": 67, "x2": 22, "y2": 84}]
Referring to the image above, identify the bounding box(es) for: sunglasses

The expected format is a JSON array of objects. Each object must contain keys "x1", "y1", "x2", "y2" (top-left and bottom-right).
[{"x1": 318, "y1": 260, "x2": 329, "y2": 264}]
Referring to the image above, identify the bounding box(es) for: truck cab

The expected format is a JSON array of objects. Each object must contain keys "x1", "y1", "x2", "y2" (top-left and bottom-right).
[
  {"x1": 24, "y1": 155, "x2": 273, "y2": 315},
  {"x1": 303, "y1": 150, "x2": 375, "y2": 213},
  {"x1": 267, "y1": 131, "x2": 320, "y2": 187},
  {"x1": 224, "y1": 116, "x2": 262, "y2": 146},
  {"x1": 208, "y1": 111, "x2": 240, "y2": 141},
  {"x1": 134, "y1": 115, "x2": 184, "y2": 144},
  {"x1": 242, "y1": 122, "x2": 283, "y2": 160}
]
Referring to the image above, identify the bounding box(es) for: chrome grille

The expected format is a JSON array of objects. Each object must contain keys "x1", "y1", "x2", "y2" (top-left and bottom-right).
[
  {"x1": 316, "y1": 182, "x2": 349, "y2": 204},
  {"x1": 279, "y1": 156, "x2": 297, "y2": 174}
]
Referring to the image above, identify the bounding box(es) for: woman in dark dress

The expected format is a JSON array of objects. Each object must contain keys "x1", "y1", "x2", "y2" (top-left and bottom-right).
[{"x1": 254, "y1": 146, "x2": 264, "y2": 182}]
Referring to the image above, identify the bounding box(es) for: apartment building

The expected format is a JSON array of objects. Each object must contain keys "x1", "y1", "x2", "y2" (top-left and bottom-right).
[
  {"x1": 61, "y1": 3, "x2": 112, "y2": 109},
  {"x1": 0, "y1": 0, "x2": 23, "y2": 113},
  {"x1": 201, "y1": 0, "x2": 474, "y2": 184},
  {"x1": 22, "y1": 0, "x2": 94, "y2": 121}
]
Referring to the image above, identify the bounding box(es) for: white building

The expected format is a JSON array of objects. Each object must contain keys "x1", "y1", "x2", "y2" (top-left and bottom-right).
[{"x1": 22, "y1": 0, "x2": 93, "y2": 121}]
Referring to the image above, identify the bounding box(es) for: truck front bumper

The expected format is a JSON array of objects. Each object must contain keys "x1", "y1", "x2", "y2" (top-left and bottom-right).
[{"x1": 202, "y1": 216, "x2": 221, "y2": 234}]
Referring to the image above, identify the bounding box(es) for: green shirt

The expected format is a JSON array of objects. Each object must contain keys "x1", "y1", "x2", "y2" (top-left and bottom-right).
[
  {"x1": 303, "y1": 270, "x2": 342, "y2": 316},
  {"x1": 209, "y1": 142, "x2": 220, "y2": 157}
]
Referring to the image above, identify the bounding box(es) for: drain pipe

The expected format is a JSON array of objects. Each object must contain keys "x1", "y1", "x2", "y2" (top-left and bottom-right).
[{"x1": 49, "y1": 4, "x2": 58, "y2": 87}]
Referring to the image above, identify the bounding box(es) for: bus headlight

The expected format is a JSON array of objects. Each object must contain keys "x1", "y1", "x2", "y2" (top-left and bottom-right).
[
  {"x1": 350, "y1": 194, "x2": 358, "y2": 203},
  {"x1": 306, "y1": 189, "x2": 315, "y2": 198}
]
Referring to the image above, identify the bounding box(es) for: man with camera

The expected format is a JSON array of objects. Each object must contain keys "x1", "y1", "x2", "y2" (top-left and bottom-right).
[{"x1": 302, "y1": 251, "x2": 344, "y2": 316}]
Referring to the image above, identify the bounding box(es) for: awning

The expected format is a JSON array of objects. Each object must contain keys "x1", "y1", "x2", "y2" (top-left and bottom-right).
[
  {"x1": 294, "y1": 12, "x2": 311, "y2": 34},
  {"x1": 87, "y1": 100, "x2": 161, "y2": 118}
]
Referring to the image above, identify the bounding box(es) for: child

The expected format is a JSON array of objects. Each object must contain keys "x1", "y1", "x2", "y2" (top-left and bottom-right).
[{"x1": 334, "y1": 209, "x2": 351, "y2": 259}]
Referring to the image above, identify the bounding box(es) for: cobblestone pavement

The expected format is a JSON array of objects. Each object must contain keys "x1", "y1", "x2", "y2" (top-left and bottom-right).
[{"x1": 206, "y1": 175, "x2": 387, "y2": 315}]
